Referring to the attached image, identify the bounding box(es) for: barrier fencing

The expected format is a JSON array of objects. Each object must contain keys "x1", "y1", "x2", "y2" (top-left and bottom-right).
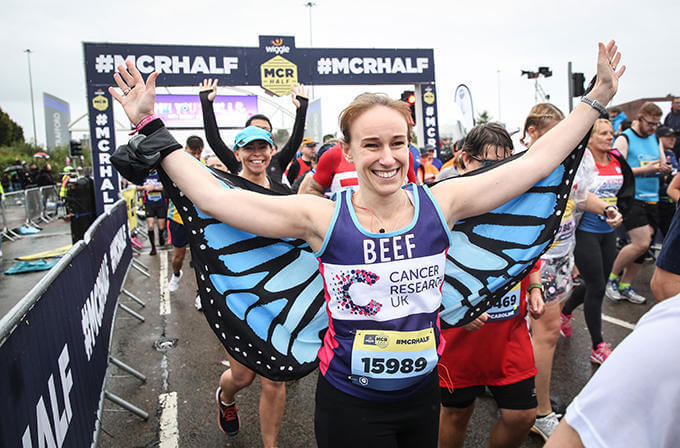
[
  {"x1": 0, "y1": 199, "x2": 151, "y2": 447},
  {"x1": 1, "y1": 185, "x2": 60, "y2": 240}
]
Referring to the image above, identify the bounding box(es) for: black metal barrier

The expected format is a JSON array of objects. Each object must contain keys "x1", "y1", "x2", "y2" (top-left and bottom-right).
[{"x1": 0, "y1": 199, "x2": 137, "y2": 447}]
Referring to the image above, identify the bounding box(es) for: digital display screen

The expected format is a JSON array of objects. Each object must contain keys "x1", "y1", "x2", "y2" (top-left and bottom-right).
[{"x1": 153, "y1": 94, "x2": 259, "y2": 128}]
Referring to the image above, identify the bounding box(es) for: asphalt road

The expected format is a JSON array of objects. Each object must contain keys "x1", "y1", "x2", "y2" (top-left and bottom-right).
[
  {"x1": 0, "y1": 225, "x2": 658, "y2": 448},
  {"x1": 90, "y1": 246, "x2": 657, "y2": 448}
]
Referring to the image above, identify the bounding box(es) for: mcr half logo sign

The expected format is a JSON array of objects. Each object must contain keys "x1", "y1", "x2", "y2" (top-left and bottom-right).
[{"x1": 260, "y1": 55, "x2": 298, "y2": 96}]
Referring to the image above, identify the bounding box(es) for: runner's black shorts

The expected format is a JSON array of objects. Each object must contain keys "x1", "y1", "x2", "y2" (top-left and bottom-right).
[
  {"x1": 144, "y1": 201, "x2": 168, "y2": 219},
  {"x1": 623, "y1": 200, "x2": 659, "y2": 231},
  {"x1": 315, "y1": 371, "x2": 440, "y2": 448},
  {"x1": 440, "y1": 376, "x2": 537, "y2": 410},
  {"x1": 168, "y1": 219, "x2": 187, "y2": 248}
]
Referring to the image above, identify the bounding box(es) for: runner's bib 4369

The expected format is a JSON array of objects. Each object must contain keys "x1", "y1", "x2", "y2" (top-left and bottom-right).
[{"x1": 350, "y1": 328, "x2": 437, "y2": 391}]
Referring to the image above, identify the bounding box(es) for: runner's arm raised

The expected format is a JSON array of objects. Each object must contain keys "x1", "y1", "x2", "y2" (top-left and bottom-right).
[
  {"x1": 275, "y1": 84, "x2": 309, "y2": 172},
  {"x1": 199, "y1": 79, "x2": 240, "y2": 174},
  {"x1": 432, "y1": 41, "x2": 625, "y2": 227},
  {"x1": 109, "y1": 62, "x2": 332, "y2": 249}
]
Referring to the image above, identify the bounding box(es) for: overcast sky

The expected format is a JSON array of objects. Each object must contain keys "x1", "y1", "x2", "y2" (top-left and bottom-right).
[{"x1": 2, "y1": 0, "x2": 678, "y2": 147}]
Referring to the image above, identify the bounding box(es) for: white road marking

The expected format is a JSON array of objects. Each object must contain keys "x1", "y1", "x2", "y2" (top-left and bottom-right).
[
  {"x1": 601, "y1": 313, "x2": 636, "y2": 330},
  {"x1": 160, "y1": 252, "x2": 171, "y2": 315},
  {"x1": 158, "y1": 392, "x2": 179, "y2": 448}
]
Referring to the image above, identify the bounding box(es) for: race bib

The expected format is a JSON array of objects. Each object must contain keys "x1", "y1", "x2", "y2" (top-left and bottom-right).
[
  {"x1": 350, "y1": 328, "x2": 437, "y2": 391},
  {"x1": 147, "y1": 191, "x2": 162, "y2": 201},
  {"x1": 486, "y1": 282, "x2": 521, "y2": 321}
]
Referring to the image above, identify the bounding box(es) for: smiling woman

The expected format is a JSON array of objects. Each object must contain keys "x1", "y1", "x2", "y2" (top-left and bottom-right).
[{"x1": 109, "y1": 40, "x2": 624, "y2": 448}]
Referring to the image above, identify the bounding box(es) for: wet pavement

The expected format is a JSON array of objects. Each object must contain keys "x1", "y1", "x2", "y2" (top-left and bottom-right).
[
  {"x1": 0, "y1": 230, "x2": 658, "y2": 447},
  {"x1": 0, "y1": 219, "x2": 72, "y2": 317}
]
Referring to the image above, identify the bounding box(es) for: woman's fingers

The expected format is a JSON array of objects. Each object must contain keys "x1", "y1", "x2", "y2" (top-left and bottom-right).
[
  {"x1": 146, "y1": 72, "x2": 159, "y2": 90},
  {"x1": 124, "y1": 59, "x2": 144, "y2": 86},
  {"x1": 113, "y1": 72, "x2": 129, "y2": 92},
  {"x1": 118, "y1": 63, "x2": 135, "y2": 86},
  {"x1": 108, "y1": 86, "x2": 124, "y2": 103}
]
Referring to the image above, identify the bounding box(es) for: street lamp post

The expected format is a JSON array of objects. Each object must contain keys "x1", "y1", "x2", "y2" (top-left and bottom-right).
[
  {"x1": 304, "y1": 1, "x2": 316, "y2": 99},
  {"x1": 24, "y1": 49, "x2": 38, "y2": 145}
]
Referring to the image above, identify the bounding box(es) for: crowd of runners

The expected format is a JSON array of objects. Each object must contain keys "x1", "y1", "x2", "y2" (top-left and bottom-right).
[{"x1": 110, "y1": 40, "x2": 680, "y2": 447}]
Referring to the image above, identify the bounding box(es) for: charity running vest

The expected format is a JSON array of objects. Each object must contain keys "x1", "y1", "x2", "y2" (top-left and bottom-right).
[
  {"x1": 623, "y1": 128, "x2": 660, "y2": 202},
  {"x1": 316, "y1": 183, "x2": 451, "y2": 401}
]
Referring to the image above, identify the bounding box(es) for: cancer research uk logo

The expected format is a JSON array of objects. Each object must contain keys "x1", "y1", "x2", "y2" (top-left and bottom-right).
[
  {"x1": 94, "y1": 54, "x2": 238, "y2": 75},
  {"x1": 265, "y1": 38, "x2": 291, "y2": 55}
]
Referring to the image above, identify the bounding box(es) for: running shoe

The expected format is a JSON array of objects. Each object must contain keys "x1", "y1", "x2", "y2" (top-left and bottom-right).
[
  {"x1": 560, "y1": 312, "x2": 573, "y2": 338},
  {"x1": 195, "y1": 294, "x2": 202, "y2": 311},
  {"x1": 590, "y1": 342, "x2": 613, "y2": 364},
  {"x1": 531, "y1": 412, "x2": 560, "y2": 441},
  {"x1": 149, "y1": 247, "x2": 157, "y2": 256},
  {"x1": 605, "y1": 278, "x2": 623, "y2": 301},
  {"x1": 168, "y1": 270, "x2": 183, "y2": 292},
  {"x1": 619, "y1": 286, "x2": 646, "y2": 304},
  {"x1": 216, "y1": 387, "x2": 240, "y2": 436}
]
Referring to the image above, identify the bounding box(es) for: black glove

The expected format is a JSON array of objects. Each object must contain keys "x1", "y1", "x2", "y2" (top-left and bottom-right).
[{"x1": 111, "y1": 126, "x2": 182, "y2": 185}]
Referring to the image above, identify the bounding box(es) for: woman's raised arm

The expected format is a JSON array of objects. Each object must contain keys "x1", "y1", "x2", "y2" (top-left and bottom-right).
[
  {"x1": 432, "y1": 41, "x2": 626, "y2": 226},
  {"x1": 109, "y1": 61, "x2": 333, "y2": 250}
]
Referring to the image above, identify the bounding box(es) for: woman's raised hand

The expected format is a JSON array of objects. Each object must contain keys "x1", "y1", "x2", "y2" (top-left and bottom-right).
[
  {"x1": 592, "y1": 40, "x2": 626, "y2": 105},
  {"x1": 290, "y1": 83, "x2": 310, "y2": 109},
  {"x1": 109, "y1": 60, "x2": 158, "y2": 126},
  {"x1": 199, "y1": 78, "x2": 218, "y2": 102}
]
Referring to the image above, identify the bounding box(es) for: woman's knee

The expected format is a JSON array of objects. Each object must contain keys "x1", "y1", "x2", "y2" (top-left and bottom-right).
[
  {"x1": 533, "y1": 304, "x2": 561, "y2": 344},
  {"x1": 260, "y1": 377, "x2": 285, "y2": 396},
  {"x1": 499, "y1": 408, "x2": 536, "y2": 430},
  {"x1": 223, "y1": 365, "x2": 255, "y2": 388}
]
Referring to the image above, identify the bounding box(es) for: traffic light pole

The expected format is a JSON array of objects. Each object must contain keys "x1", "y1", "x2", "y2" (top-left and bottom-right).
[{"x1": 567, "y1": 61, "x2": 574, "y2": 112}]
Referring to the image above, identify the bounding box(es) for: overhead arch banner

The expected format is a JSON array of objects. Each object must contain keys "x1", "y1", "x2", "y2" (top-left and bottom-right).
[
  {"x1": 84, "y1": 36, "x2": 435, "y2": 91},
  {"x1": 83, "y1": 36, "x2": 439, "y2": 214}
]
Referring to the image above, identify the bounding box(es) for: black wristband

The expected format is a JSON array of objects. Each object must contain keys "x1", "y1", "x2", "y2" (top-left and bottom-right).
[{"x1": 140, "y1": 118, "x2": 163, "y2": 137}]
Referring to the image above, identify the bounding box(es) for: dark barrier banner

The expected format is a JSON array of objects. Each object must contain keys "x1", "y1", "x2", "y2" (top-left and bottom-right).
[{"x1": 0, "y1": 200, "x2": 131, "y2": 447}]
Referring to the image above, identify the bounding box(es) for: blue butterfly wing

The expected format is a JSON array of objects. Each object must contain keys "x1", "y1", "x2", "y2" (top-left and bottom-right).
[
  {"x1": 154, "y1": 134, "x2": 590, "y2": 375},
  {"x1": 158, "y1": 166, "x2": 327, "y2": 381},
  {"x1": 440, "y1": 139, "x2": 589, "y2": 328}
]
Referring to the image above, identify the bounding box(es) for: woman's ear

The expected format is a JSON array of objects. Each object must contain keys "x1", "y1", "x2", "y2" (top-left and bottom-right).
[
  {"x1": 526, "y1": 125, "x2": 539, "y2": 142},
  {"x1": 234, "y1": 148, "x2": 242, "y2": 162},
  {"x1": 340, "y1": 140, "x2": 352, "y2": 163}
]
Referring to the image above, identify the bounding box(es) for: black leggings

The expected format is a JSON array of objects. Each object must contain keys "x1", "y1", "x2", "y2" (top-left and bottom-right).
[
  {"x1": 314, "y1": 372, "x2": 440, "y2": 448},
  {"x1": 563, "y1": 230, "x2": 617, "y2": 348}
]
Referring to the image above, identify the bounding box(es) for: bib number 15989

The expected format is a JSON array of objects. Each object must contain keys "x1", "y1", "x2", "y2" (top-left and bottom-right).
[{"x1": 360, "y1": 357, "x2": 427, "y2": 374}]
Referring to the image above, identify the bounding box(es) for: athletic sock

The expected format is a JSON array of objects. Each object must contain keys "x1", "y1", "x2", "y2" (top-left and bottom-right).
[
  {"x1": 618, "y1": 282, "x2": 630, "y2": 291},
  {"x1": 148, "y1": 230, "x2": 156, "y2": 249},
  {"x1": 159, "y1": 232, "x2": 165, "y2": 246},
  {"x1": 608, "y1": 273, "x2": 619, "y2": 281}
]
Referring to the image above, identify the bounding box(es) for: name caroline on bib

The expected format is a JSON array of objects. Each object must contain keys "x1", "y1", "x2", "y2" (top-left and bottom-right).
[{"x1": 362, "y1": 234, "x2": 416, "y2": 264}]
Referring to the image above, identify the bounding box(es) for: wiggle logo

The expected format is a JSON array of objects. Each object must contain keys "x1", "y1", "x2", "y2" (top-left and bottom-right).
[{"x1": 265, "y1": 38, "x2": 291, "y2": 55}]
